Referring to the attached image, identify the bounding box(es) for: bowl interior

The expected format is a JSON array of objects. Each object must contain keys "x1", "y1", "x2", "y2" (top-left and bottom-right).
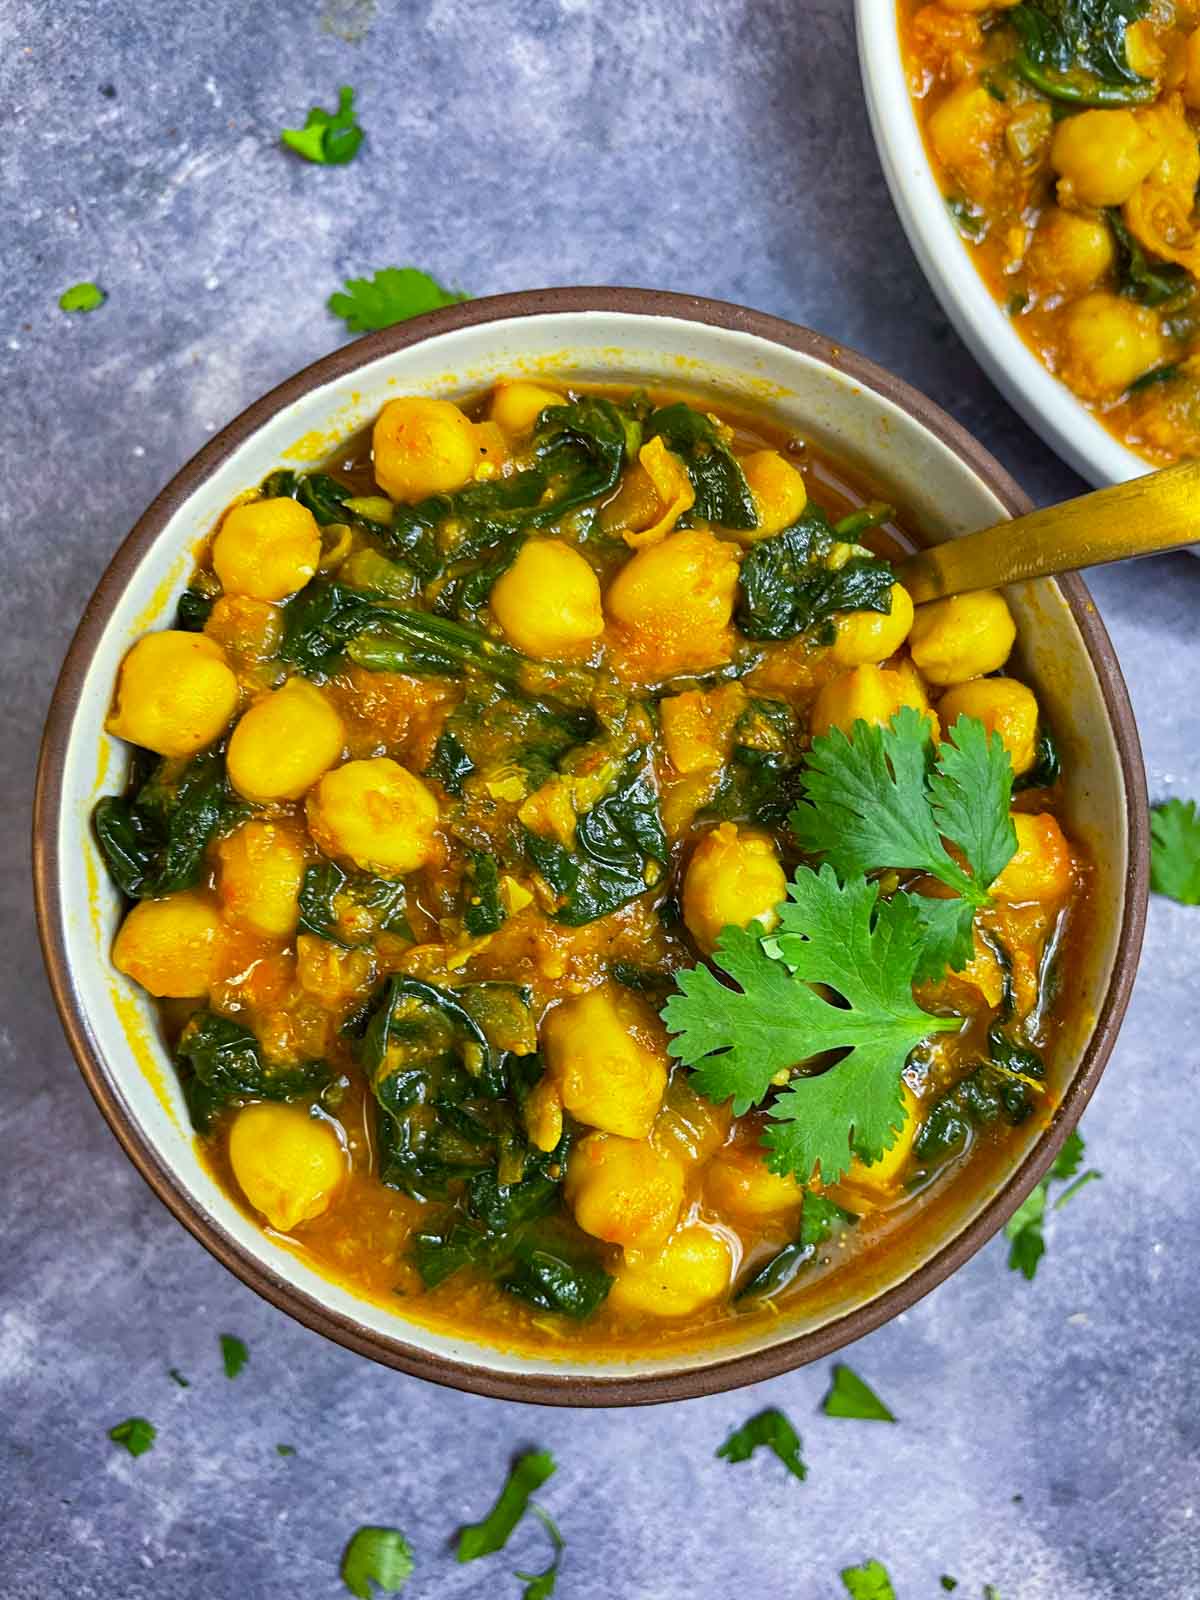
[
  {"x1": 855, "y1": 1, "x2": 1149, "y2": 491},
  {"x1": 39, "y1": 300, "x2": 1143, "y2": 1400}
]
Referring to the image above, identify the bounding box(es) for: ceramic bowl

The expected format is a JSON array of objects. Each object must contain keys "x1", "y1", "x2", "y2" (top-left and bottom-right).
[
  {"x1": 33, "y1": 288, "x2": 1148, "y2": 1404},
  {"x1": 855, "y1": 0, "x2": 1150, "y2": 489}
]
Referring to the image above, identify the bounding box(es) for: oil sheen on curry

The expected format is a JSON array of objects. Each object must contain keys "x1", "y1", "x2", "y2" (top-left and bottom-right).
[
  {"x1": 902, "y1": 0, "x2": 1200, "y2": 465},
  {"x1": 97, "y1": 378, "x2": 1085, "y2": 1353}
]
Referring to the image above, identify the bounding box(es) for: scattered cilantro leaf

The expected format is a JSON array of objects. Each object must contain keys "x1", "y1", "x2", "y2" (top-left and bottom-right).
[
  {"x1": 1005, "y1": 1130, "x2": 1101, "y2": 1279},
  {"x1": 1050, "y1": 1128, "x2": 1085, "y2": 1182},
  {"x1": 281, "y1": 85, "x2": 363, "y2": 165},
  {"x1": 1151, "y1": 799, "x2": 1200, "y2": 904},
  {"x1": 841, "y1": 1558, "x2": 896, "y2": 1600},
  {"x1": 167, "y1": 1368, "x2": 189, "y2": 1388},
  {"x1": 457, "y1": 1450, "x2": 556, "y2": 1563},
  {"x1": 821, "y1": 1363, "x2": 896, "y2": 1422},
  {"x1": 716, "y1": 1407, "x2": 807, "y2": 1482},
  {"x1": 340, "y1": 1526, "x2": 414, "y2": 1598},
  {"x1": 664, "y1": 866, "x2": 959, "y2": 1185},
  {"x1": 940, "y1": 1580, "x2": 958, "y2": 1593},
  {"x1": 220, "y1": 1334, "x2": 248, "y2": 1379},
  {"x1": 791, "y1": 709, "x2": 1016, "y2": 976},
  {"x1": 59, "y1": 281, "x2": 105, "y2": 312},
  {"x1": 514, "y1": 1505, "x2": 564, "y2": 1600},
  {"x1": 108, "y1": 1417, "x2": 156, "y2": 1457},
  {"x1": 276, "y1": 1443, "x2": 296, "y2": 1457},
  {"x1": 983, "y1": 1588, "x2": 1002, "y2": 1600},
  {"x1": 328, "y1": 267, "x2": 468, "y2": 334}
]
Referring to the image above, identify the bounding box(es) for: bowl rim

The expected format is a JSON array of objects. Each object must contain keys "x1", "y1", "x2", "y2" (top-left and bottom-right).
[
  {"x1": 854, "y1": 0, "x2": 1151, "y2": 491},
  {"x1": 32, "y1": 286, "x2": 1149, "y2": 1406}
]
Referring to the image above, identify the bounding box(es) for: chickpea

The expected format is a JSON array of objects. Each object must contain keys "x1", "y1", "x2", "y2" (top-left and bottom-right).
[
  {"x1": 372, "y1": 396, "x2": 480, "y2": 501},
  {"x1": 112, "y1": 891, "x2": 222, "y2": 998},
  {"x1": 1050, "y1": 109, "x2": 1160, "y2": 207},
  {"x1": 565, "y1": 1133, "x2": 685, "y2": 1250},
  {"x1": 204, "y1": 595, "x2": 283, "y2": 666},
  {"x1": 810, "y1": 663, "x2": 936, "y2": 740},
  {"x1": 705, "y1": 1145, "x2": 803, "y2": 1221},
  {"x1": 489, "y1": 380, "x2": 564, "y2": 435},
  {"x1": 1026, "y1": 208, "x2": 1116, "y2": 297},
  {"x1": 227, "y1": 1102, "x2": 346, "y2": 1233},
  {"x1": 1061, "y1": 292, "x2": 1164, "y2": 401},
  {"x1": 938, "y1": 677, "x2": 1039, "y2": 777},
  {"x1": 606, "y1": 528, "x2": 740, "y2": 647},
  {"x1": 739, "y1": 449, "x2": 807, "y2": 537},
  {"x1": 541, "y1": 985, "x2": 668, "y2": 1140},
  {"x1": 990, "y1": 812, "x2": 1073, "y2": 903},
  {"x1": 216, "y1": 820, "x2": 308, "y2": 939},
  {"x1": 106, "y1": 631, "x2": 238, "y2": 758},
  {"x1": 489, "y1": 539, "x2": 604, "y2": 659},
  {"x1": 607, "y1": 1224, "x2": 733, "y2": 1318},
  {"x1": 211, "y1": 497, "x2": 321, "y2": 603},
  {"x1": 227, "y1": 678, "x2": 345, "y2": 804},
  {"x1": 841, "y1": 1086, "x2": 920, "y2": 1201},
  {"x1": 682, "y1": 824, "x2": 787, "y2": 955},
  {"x1": 908, "y1": 591, "x2": 1016, "y2": 686},
  {"x1": 307, "y1": 757, "x2": 439, "y2": 876},
  {"x1": 830, "y1": 583, "x2": 915, "y2": 667},
  {"x1": 927, "y1": 80, "x2": 1005, "y2": 194}
]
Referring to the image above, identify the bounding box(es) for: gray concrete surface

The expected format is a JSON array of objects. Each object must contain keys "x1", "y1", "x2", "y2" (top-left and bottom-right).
[{"x1": 2, "y1": 1, "x2": 1198, "y2": 1595}]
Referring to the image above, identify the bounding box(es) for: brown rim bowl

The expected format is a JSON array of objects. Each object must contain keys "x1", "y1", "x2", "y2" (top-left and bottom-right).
[{"x1": 32, "y1": 288, "x2": 1149, "y2": 1405}]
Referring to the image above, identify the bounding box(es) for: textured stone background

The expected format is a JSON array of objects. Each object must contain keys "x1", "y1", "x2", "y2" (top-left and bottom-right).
[{"x1": 3, "y1": 1, "x2": 1199, "y2": 1596}]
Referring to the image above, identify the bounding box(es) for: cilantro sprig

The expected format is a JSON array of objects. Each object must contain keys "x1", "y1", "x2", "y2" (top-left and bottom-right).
[
  {"x1": 664, "y1": 867, "x2": 959, "y2": 1185},
  {"x1": 457, "y1": 1450, "x2": 556, "y2": 1562},
  {"x1": 791, "y1": 707, "x2": 1017, "y2": 978},
  {"x1": 1150, "y1": 797, "x2": 1200, "y2": 904},
  {"x1": 1005, "y1": 1128, "x2": 1101, "y2": 1279},
  {"x1": 59, "y1": 282, "x2": 105, "y2": 313},
  {"x1": 282, "y1": 85, "x2": 364, "y2": 165},
  {"x1": 108, "y1": 1417, "x2": 156, "y2": 1456},
  {"x1": 328, "y1": 267, "x2": 469, "y2": 334}
]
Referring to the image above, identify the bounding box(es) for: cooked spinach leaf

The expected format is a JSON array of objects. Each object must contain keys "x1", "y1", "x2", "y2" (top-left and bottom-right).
[
  {"x1": 298, "y1": 861, "x2": 412, "y2": 946},
  {"x1": 736, "y1": 1191, "x2": 857, "y2": 1302},
  {"x1": 914, "y1": 1058, "x2": 1035, "y2": 1163},
  {"x1": 176, "y1": 1012, "x2": 329, "y2": 1132},
  {"x1": 426, "y1": 729, "x2": 475, "y2": 796},
  {"x1": 1109, "y1": 211, "x2": 1194, "y2": 310},
  {"x1": 703, "y1": 696, "x2": 807, "y2": 828},
  {"x1": 278, "y1": 581, "x2": 393, "y2": 676},
  {"x1": 95, "y1": 746, "x2": 244, "y2": 900},
  {"x1": 524, "y1": 749, "x2": 666, "y2": 925},
  {"x1": 644, "y1": 402, "x2": 758, "y2": 528},
  {"x1": 260, "y1": 468, "x2": 390, "y2": 530},
  {"x1": 1010, "y1": 1, "x2": 1155, "y2": 105},
  {"x1": 174, "y1": 584, "x2": 217, "y2": 632},
  {"x1": 502, "y1": 1241, "x2": 613, "y2": 1318},
  {"x1": 736, "y1": 506, "x2": 894, "y2": 642},
  {"x1": 1015, "y1": 723, "x2": 1062, "y2": 792},
  {"x1": 462, "y1": 850, "x2": 506, "y2": 936}
]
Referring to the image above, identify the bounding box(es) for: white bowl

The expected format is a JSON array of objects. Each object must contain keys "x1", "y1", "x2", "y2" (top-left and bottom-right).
[
  {"x1": 856, "y1": 0, "x2": 1151, "y2": 489},
  {"x1": 33, "y1": 289, "x2": 1147, "y2": 1404}
]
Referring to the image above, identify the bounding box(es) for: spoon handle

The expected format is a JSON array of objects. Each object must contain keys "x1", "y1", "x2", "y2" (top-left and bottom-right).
[{"x1": 896, "y1": 457, "x2": 1200, "y2": 604}]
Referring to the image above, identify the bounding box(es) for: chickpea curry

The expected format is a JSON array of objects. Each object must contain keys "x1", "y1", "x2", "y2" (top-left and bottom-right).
[
  {"x1": 96, "y1": 377, "x2": 1085, "y2": 1354},
  {"x1": 902, "y1": 0, "x2": 1200, "y2": 465}
]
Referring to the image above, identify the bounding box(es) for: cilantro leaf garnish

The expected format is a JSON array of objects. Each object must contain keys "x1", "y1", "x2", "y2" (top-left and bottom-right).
[
  {"x1": 940, "y1": 1579, "x2": 959, "y2": 1593},
  {"x1": 1005, "y1": 1128, "x2": 1101, "y2": 1279},
  {"x1": 108, "y1": 1417, "x2": 156, "y2": 1456},
  {"x1": 281, "y1": 85, "x2": 364, "y2": 165},
  {"x1": 791, "y1": 709, "x2": 1017, "y2": 978},
  {"x1": 841, "y1": 1558, "x2": 896, "y2": 1600},
  {"x1": 1151, "y1": 798, "x2": 1200, "y2": 904},
  {"x1": 340, "y1": 1526, "x2": 414, "y2": 1597},
  {"x1": 457, "y1": 1450, "x2": 556, "y2": 1563},
  {"x1": 276, "y1": 1443, "x2": 296, "y2": 1457},
  {"x1": 167, "y1": 1367, "x2": 189, "y2": 1388},
  {"x1": 514, "y1": 1506, "x2": 564, "y2": 1600},
  {"x1": 821, "y1": 1363, "x2": 896, "y2": 1422},
  {"x1": 716, "y1": 1407, "x2": 807, "y2": 1482},
  {"x1": 328, "y1": 267, "x2": 468, "y2": 334},
  {"x1": 59, "y1": 282, "x2": 105, "y2": 313},
  {"x1": 220, "y1": 1333, "x2": 248, "y2": 1378},
  {"x1": 664, "y1": 867, "x2": 960, "y2": 1185}
]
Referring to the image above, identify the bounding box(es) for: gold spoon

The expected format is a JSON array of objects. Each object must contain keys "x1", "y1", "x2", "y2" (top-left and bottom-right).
[{"x1": 896, "y1": 457, "x2": 1200, "y2": 604}]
